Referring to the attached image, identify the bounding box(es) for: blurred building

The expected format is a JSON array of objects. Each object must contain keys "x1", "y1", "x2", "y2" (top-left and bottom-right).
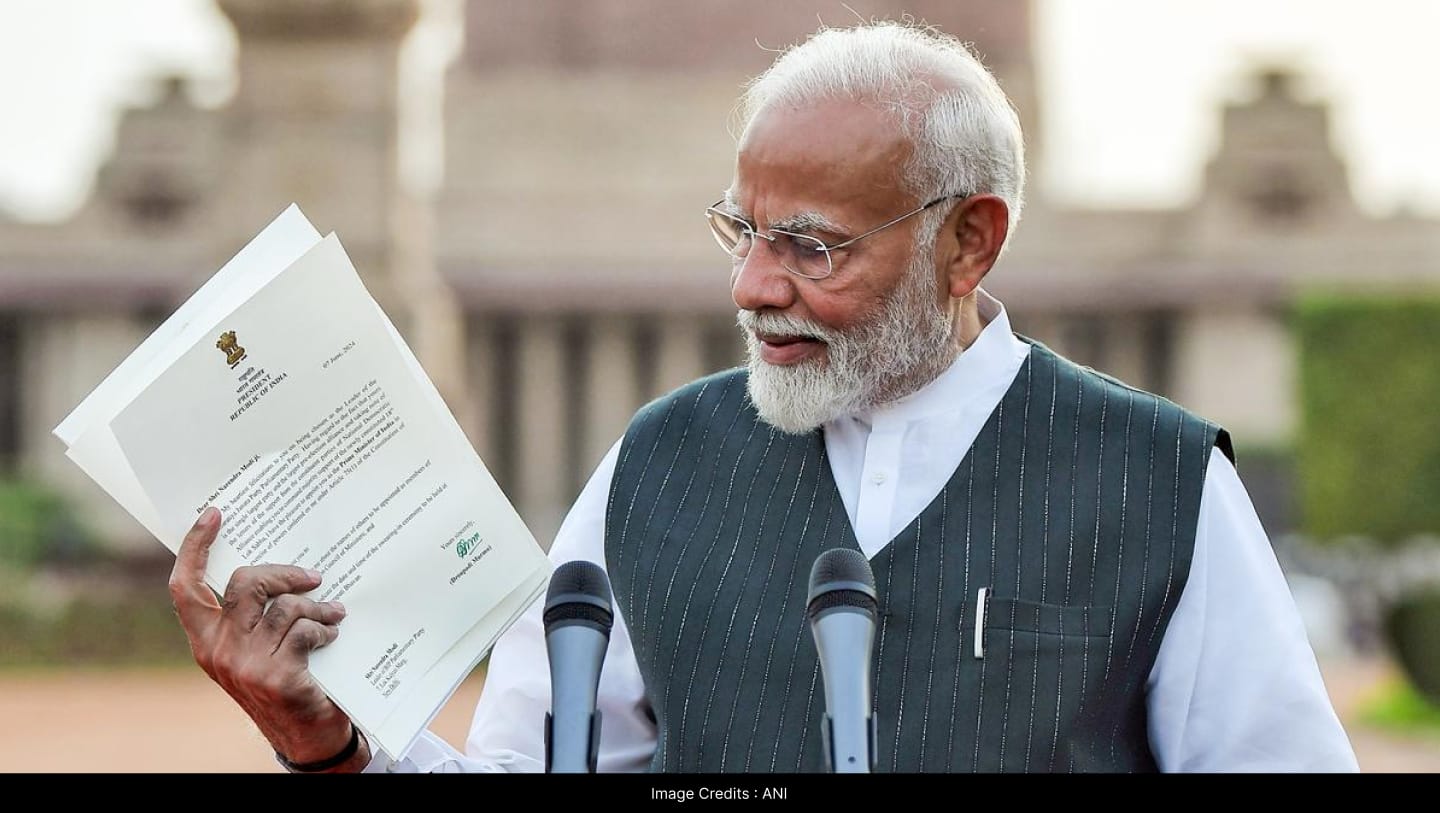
[{"x1": 1, "y1": 0, "x2": 1437, "y2": 550}]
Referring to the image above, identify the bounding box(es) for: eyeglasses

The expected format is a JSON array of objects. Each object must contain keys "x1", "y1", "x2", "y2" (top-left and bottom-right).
[{"x1": 704, "y1": 195, "x2": 962, "y2": 280}]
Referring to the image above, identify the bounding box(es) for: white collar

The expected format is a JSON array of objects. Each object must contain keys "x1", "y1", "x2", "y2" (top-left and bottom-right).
[{"x1": 841, "y1": 289, "x2": 1029, "y2": 431}]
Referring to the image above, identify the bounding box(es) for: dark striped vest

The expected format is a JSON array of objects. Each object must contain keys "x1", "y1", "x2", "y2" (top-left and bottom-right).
[{"x1": 604, "y1": 342, "x2": 1231, "y2": 772}]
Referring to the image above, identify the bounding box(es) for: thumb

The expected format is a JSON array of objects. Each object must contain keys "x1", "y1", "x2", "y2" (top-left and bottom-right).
[{"x1": 168, "y1": 506, "x2": 223, "y2": 625}]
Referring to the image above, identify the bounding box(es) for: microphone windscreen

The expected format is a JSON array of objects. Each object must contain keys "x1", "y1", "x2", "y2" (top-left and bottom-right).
[
  {"x1": 544, "y1": 560, "x2": 614, "y2": 632},
  {"x1": 548, "y1": 560, "x2": 612, "y2": 603},
  {"x1": 807, "y1": 548, "x2": 878, "y2": 618}
]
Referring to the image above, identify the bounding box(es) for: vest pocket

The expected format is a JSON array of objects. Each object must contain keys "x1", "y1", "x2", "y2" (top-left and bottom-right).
[
  {"x1": 964, "y1": 594, "x2": 1114, "y2": 662},
  {"x1": 970, "y1": 597, "x2": 1116, "y2": 771},
  {"x1": 983, "y1": 596, "x2": 1114, "y2": 640}
]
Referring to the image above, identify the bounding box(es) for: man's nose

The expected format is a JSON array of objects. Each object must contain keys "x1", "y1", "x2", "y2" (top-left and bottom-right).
[{"x1": 730, "y1": 238, "x2": 797, "y2": 312}]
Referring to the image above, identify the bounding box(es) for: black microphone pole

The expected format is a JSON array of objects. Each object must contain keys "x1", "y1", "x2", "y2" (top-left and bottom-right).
[
  {"x1": 807, "y1": 547, "x2": 879, "y2": 773},
  {"x1": 543, "y1": 560, "x2": 614, "y2": 773}
]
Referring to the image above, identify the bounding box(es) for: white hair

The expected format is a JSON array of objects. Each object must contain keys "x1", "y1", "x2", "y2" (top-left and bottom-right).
[{"x1": 738, "y1": 20, "x2": 1027, "y2": 246}]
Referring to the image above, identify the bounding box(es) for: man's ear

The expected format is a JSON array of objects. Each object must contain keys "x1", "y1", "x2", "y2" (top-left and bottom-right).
[{"x1": 940, "y1": 195, "x2": 1010, "y2": 300}]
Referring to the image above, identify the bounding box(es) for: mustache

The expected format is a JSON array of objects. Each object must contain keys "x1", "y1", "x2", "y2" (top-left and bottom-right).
[{"x1": 736, "y1": 310, "x2": 836, "y2": 343}]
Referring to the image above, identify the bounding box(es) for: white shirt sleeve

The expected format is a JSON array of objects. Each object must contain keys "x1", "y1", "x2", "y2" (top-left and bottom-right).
[
  {"x1": 1146, "y1": 447, "x2": 1359, "y2": 771},
  {"x1": 365, "y1": 438, "x2": 658, "y2": 773}
]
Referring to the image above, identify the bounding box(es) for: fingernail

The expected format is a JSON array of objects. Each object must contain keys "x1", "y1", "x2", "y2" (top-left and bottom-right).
[
  {"x1": 330, "y1": 601, "x2": 347, "y2": 615},
  {"x1": 197, "y1": 506, "x2": 219, "y2": 529},
  {"x1": 305, "y1": 568, "x2": 322, "y2": 581}
]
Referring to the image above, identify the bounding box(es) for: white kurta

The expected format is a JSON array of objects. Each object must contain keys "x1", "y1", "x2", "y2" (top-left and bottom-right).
[{"x1": 372, "y1": 291, "x2": 1358, "y2": 773}]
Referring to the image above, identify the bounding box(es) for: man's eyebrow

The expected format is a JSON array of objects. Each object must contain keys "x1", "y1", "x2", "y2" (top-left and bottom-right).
[
  {"x1": 770, "y1": 210, "x2": 848, "y2": 235},
  {"x1": 716, "y1": 195, "x2": 848, "y2": 235}
]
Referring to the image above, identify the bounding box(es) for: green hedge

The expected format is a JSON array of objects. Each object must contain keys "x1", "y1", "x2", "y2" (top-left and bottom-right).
[
  {"x1": 0, "y1": 479, "x2": 94, "y2": 568},
  {"x1": 0, "y1": 592, "x2": 192, "y2": 667},
  {"x1": 0, "y1": 479, "x2": 180, "y2": 666},
  {"x1": 1297, "y1": 296, "x2": 1440, "y2": 546}
]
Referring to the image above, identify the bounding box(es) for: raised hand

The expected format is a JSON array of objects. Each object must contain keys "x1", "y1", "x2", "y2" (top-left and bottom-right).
[{"x1": 168, "y1": 506, "x2": 367, "y2": 771}]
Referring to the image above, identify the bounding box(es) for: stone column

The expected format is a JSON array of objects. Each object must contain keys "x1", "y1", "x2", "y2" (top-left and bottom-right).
[
  {"x1": 463, "y1": 316, "x2": 497, "y2": 468},
  {"x1": 651, "y1": 314, "x2": 708, "y2": 399},
  {"x1": 513, "y1": 316, "x2": 568, "y2": 547},
  {"x1": 582, "y1": 315, "x2": 640, "y2": 473},
  {"x1": 1102, "y1": 313, "x2": 1148, "y2": 389},
  {"x1": 1171, "y1": 309, "x2": 1296, "y2": 446},
  {"x1": 1012, "y1": 311, "x2": 1064, "y2": 353},
  {"x1": 22, "y1": 313, "x2": 153, "y2": 552}
]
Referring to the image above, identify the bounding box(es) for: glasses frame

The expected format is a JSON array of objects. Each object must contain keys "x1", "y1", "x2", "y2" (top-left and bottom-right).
[{"x1": 705, "y1": 194, "x2": 964, "y2": 280}]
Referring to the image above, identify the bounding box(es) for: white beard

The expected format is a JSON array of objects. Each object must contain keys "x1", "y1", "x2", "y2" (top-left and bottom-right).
[{"x1": 739, "y1": 250, "x2": 956, "y2": 434}]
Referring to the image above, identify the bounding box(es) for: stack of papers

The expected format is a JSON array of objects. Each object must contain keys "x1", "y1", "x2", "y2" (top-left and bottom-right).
[{"x1": 53, "y1": 205, "x2": 552, "y2": 759}]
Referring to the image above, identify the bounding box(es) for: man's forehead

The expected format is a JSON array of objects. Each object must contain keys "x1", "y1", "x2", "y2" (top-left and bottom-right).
[
  {"x1": 728, "y1": 129, "x2": 912, "y2": 233},
  {"x1": 732, "y1": 99, "x2": 914, "y2": 215}
]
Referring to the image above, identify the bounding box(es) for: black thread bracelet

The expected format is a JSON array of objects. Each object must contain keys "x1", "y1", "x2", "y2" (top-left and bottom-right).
[{"x1": 276, "y1": 724, "x2": 361, "y2": 773}]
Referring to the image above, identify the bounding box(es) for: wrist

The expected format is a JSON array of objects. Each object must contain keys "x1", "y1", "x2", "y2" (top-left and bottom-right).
[{"x1": 275, "y1": 723, "x2": 370, "y2": 773}]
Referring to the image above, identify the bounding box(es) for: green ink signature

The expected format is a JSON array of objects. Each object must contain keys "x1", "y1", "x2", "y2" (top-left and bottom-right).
[{"x1": 456, "y1": 532, "x2": 481, "y2": 558}]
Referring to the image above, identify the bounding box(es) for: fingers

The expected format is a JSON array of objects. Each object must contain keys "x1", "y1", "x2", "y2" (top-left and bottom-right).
[
  {"x1": 169, "y1": 507, "x2": 222, "y2": 626},
  {"x1": 221, "y1": 564, "x2": 325, "y2": 631},
  {"x1": 166, "y1": 512, "x2": 350, "y2": 757},
  {"x1": 207, "y1": 596, "x2": 344, "y2": 686},
  {"x1": 257, "y1": 594, "x2": 347, "y2": 644},
  {"x1": 279, "y1": 617, "x2": 343, "y2": 657}
]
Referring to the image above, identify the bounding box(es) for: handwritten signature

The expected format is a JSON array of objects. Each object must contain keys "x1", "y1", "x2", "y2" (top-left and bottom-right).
[{"x1": 456, "y1": 532, "x2": 481, "y2": 558}]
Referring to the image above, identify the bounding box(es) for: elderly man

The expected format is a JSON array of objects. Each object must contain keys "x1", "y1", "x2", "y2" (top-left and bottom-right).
[{"x1": 169, "y1": 21, "x2": 1358, "y2": 772}]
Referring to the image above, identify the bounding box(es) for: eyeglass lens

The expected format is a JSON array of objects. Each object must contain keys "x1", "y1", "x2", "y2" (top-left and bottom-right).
[{"x1": 706, "y1": 209, "x2": 831, "y2": 279}]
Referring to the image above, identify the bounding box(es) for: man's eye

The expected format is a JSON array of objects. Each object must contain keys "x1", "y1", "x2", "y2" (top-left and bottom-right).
[{"x1": 791, "y1": 234, "x2": 830, "y2": 254}]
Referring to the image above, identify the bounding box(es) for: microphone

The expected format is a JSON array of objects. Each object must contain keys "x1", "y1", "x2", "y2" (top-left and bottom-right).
[
  {"x1": 807, "y1": 547, "x2": 879, "y2": 773},
  {"x1": 543, "y1": 560, "x2": 614, "y2": 773}
]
